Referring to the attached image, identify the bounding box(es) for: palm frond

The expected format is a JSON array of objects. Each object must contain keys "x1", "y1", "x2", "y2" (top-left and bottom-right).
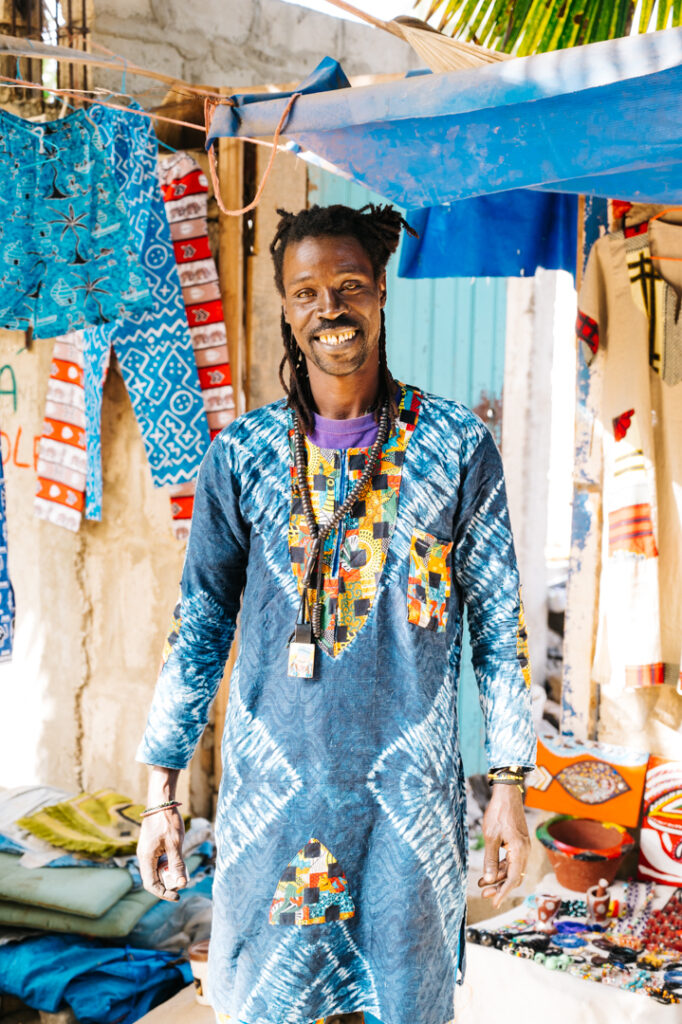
[{"x1": 417, "y1": 0, "x2": 682, "y2": 54}]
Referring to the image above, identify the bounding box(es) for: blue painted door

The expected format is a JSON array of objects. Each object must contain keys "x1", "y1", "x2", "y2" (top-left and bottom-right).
[{"x1": 307, "y1": 167, "x2": 508, "y2": 776}]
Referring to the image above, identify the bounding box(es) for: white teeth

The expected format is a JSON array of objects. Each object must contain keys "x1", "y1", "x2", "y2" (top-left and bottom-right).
[{"x1": 317, "y1": 329, "x2": 356, "y2": 346}]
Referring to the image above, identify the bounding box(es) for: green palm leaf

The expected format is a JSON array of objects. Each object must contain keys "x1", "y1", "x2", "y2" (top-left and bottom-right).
[{"x1": 420, "y1": 0, "x2": 682, "y2": 53}]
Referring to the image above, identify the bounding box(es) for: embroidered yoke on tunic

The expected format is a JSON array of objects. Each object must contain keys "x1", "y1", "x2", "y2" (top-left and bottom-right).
[{"x1": 137, "y1": 384, "x2": 536, "y2": 1024}]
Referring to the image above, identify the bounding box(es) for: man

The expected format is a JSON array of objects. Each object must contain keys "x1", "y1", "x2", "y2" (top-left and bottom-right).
[{"x1": 137, "y1": 204, "x2": 536, "y2": 1024}]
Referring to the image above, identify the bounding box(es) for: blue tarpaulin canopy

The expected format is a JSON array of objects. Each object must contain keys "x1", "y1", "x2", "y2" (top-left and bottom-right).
[{"x1": 207, "y1": 29, "x2": 682, "y2": 209}]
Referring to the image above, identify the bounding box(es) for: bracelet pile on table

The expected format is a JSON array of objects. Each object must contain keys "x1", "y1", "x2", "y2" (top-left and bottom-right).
[{"x1": 466, "y1": 883, "x2": 682, "y2": 1005}]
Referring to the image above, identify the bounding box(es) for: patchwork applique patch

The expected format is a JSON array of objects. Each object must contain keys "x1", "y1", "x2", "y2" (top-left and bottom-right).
[
  {"x1": 516, "y1": 595, "x2": 531, "y2": 689},
  {"x1": 161, "y1": 593, "x2": 182, "y2": 668},
  {"x1": 608, "y1": 504, "x2": 658, "y2": 558},
  {"x1": 289, "y1": 384, "x2": 422, "y2": 657},
  {"x1": 576, "y1": 310, "x2": 599, "y2": 365},
  {"x1": 269, "y1": 837, "x2": 355, "y2": 926},
  {"x1": 406, "y1": 529, "x2": 453, "y2": 632}
]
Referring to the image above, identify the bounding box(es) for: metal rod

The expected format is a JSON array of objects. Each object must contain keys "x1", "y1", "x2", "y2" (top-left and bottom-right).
[
  {"x1": 81, "y1": 0, "x2": 86, "y2": 92},
  {"x1": 67, "y1": 0, "x2": 73, "y2": 92}
]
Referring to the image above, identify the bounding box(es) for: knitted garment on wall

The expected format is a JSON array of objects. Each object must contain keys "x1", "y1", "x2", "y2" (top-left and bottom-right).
[{"x1": 159, "y1": 153, "x2": 235, "y2": 542}]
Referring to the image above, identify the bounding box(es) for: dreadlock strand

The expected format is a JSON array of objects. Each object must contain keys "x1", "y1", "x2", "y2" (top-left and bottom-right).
[{"x1": 279, "y1": 313, "x2": 315, "y2": 434}]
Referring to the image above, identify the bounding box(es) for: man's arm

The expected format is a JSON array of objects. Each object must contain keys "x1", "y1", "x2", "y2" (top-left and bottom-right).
[
  {"x1": 136, "y1": 436, "x2": 249, "y2": 899},
  {"x1": 453, "y1": 426, "x2": 536, "y2": 908}
]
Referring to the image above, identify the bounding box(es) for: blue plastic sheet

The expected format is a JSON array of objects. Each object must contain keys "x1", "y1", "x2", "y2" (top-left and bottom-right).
[
  {"x1": 207, "y1": 31, "x2": 682, "y2": 209},
  {"x1": 398, "y1": 192, "x2": 578, "y2": 279},
  {"x1": 0, "y1": 934, "x2": 192, "y2": 1024}
]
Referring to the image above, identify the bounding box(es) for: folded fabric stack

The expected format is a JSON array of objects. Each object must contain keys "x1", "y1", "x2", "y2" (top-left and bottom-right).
[{"x1": 0, "y1": 786, "x2": 214, "y2": 1023}]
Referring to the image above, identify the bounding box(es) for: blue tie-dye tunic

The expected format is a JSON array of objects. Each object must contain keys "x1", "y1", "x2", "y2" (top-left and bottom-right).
[{"x1": 137, "y1": 384, "x2": 536, "y2": 1024}]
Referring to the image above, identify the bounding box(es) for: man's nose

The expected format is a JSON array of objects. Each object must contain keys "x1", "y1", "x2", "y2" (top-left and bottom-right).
[{"x1": 318, "y1": 288, "x2": 348, "y2": 317}]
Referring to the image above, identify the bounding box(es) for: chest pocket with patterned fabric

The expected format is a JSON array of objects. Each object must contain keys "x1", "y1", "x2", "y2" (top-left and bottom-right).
[{"x1": 407, "y1": 529, "x2": 453, "y2": 632}]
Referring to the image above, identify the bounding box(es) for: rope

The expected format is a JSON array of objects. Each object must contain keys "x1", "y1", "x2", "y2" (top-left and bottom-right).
[{"x1": 205, "y1": 91, "x2": 301, "y2": 217}]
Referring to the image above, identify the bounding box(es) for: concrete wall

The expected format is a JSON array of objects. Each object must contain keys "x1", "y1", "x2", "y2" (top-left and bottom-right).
[
  {"x1": 0, "y1": 335, "x2": 191, "y2": 807},
  {"x1": 92, "y1": 0, "x2": 419, "y2": 104}
]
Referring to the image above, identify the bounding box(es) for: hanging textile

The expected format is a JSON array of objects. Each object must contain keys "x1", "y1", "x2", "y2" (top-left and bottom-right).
[
  {"x1": 0, "y1": 108, "x2": 150, "y2": 338},
  {"x1": 158, "y1": 152, "x2": 235, "y2": 541},
  {"x1": 0, "y1": 450, "x2": 14, "y2": 662},
  {"x1": 34, "y1": 332, "x2": 86, "y2": 530},
  {"x1": 398, "y1": 192, "x2": 579, "y2": 280},
  {"x1": 34, "y1": 104, "x2": 210, "y2": 532},
  {"x1": 577, "y1": 209, "x2": 682, "y2": 695}
]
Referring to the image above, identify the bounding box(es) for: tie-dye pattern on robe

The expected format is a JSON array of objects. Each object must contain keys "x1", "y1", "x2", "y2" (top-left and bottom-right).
[{"x1": 137, "y1": 385, "x2": 536, "y2": 1024}]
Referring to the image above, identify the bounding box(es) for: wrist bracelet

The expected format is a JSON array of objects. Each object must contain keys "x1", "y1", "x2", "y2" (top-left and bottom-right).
[
  {"x1": 488, "y1": 779, "x2": 524, "y2": 794},
  {"x1": 140, "y1": 800, "x2": 182, "y2": 818}
]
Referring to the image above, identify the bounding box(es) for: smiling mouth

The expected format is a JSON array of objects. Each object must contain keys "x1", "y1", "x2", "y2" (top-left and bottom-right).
[{"x1": 315, "y1": 328, "x2": 358, "y2": 347}]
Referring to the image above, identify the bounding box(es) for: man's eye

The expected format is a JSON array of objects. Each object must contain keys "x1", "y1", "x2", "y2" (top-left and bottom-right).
[
  {"x1": 343, "y1": 281, "x2": 360, "y2": 290},
  {"x1": 296, "y1": 290, "x2": 314, "y2": 299}
]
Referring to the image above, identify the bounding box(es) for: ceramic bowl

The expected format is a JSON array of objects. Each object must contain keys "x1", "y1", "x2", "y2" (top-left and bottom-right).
[{"x1": 536, "y1": 814, "x2": 636, "y2": 892}]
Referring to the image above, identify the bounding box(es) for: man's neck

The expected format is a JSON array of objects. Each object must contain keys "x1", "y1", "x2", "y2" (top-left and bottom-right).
[{"x1": 308, "y1": 363, "x2": 380, "y2": 420}]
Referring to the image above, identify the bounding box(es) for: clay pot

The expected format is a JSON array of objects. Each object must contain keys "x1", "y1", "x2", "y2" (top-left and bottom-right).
[
  {"x1": 188, "y1": 939, "x2": 210, "y2": 1005},
  {"x1": 536, "y1": 815, "x2": 635, "y2": 893}
]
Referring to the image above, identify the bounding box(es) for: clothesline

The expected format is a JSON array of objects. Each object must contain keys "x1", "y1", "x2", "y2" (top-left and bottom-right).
[
  {"x1": 0, "y1": 32, "x2": 227, "y2": 99},
  {"x1": 0, "y1": 76, "x2": 206, "y2": 132}
]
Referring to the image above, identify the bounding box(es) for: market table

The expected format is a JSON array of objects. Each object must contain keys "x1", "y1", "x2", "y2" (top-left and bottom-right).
[{"x1": 455, "y1": 879, "x2": 681, "y2": 1024}]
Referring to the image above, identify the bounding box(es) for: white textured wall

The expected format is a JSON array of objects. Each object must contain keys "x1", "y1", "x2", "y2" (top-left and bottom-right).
[{"x1": 92, "y1": 0, "x2": 419, "y2": 103}]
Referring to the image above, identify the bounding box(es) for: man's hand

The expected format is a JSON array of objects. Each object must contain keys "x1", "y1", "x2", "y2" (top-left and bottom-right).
[
  {"x1": 478, "y1": 784, "x2": 530, "y2": 909},
  {"x1": 137, "y1": 767, "x2": 187, "y2": 902}
]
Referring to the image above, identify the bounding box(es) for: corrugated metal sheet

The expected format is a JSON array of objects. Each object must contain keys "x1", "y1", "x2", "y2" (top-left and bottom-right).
[{"x1": 307, "y1": 166, "x2": 508, "y2": 776}]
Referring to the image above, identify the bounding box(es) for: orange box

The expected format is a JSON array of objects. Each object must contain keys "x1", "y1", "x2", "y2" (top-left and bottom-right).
[{"x1": 526, "y1": 735, "x2": 648, "y2": 828}]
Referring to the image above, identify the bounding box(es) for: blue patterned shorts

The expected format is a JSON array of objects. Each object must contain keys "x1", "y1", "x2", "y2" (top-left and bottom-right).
[{"x1": 0, "y1": 108, "x2": 151, "y2": 338}]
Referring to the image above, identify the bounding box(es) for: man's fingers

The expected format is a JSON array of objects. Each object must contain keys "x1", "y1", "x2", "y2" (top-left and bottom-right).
[
  {"x1": 137, "y1": 844, "x2": 160, "y2": 895},
  {"x1": 490, "y1": 844, "x2": 529, "y2": 907},
  {"x1": 164, "y1": 846, "x2": 188, "y2": 890},
  {"x1": 478, "y1": 861, "x2": 507, "y2": 898},
  {"x1": 150, "y1": 879, "x2": 181, "y2": 902},
  {"x1": 481, "y1": 835, "x2": 501, "y2": 883}
]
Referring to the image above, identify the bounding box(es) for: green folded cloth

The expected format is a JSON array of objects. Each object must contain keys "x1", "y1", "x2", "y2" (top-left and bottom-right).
[
  {"x1": 0, "y1": 853, "x2": 132, "y2": 918},
  {"x1": 16, "y1": 789, "x2": 145, "y2": 859},
  {"x1": 0, "y1": 856, "x2": 201, "y2": 938}
]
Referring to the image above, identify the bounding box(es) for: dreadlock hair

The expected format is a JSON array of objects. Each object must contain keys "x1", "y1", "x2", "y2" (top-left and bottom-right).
[{"x1": 270, "y1": 203, "x2": 417, "y2": 435}]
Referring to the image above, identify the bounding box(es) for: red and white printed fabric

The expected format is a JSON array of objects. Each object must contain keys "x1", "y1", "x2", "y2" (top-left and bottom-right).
[
  {"x1": 34, "y1": 332, "x2": 88, "y2": 532},
  {"x1": 159, "y1": 152, "x2": 235, "y2": 541}
]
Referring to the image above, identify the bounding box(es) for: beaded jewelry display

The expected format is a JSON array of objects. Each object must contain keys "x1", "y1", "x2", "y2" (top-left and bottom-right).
[{"x1": 466, "y1": 887, "x2": 682, "y2": 1005}]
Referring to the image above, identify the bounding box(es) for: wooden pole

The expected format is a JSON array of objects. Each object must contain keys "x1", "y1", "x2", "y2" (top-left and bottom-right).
[{"x1": 211, "y1": 122, "x2": 246, "y2": 795}]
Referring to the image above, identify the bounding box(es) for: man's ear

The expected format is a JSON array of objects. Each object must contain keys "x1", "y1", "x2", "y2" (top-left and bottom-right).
[
  {"x1": 281, "y1": 298, "x2": 289, "y2": 324},
  {"x1": 378, "y1": 271, "x2": 387, "y2": 308}
]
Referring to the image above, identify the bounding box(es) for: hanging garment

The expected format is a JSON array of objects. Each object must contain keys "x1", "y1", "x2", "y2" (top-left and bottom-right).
[
  {"x1": 83, "y1": 107, "x2": 210, "y2": 519},
  {"x1": 137, "y1": 384, "x2": 536, "y2": 1024},
  {"x1": 577, "y1": 212, "x2": 682, "y2": 695},
  {"x1": 159, "y1": 152, "x2": 235, "y2": 541},
  {"x1": 34, "y1": 332, "x2": 86, "y2": 530},
  {"x1": 0, "y1": 108, "x2": 150, "y2": 338},
  {"x1": 35, "y1": 105, "x2": 210, "y2": 530},
  {"x1": 0, "y1": 451, "x2": 14, "y2": 661}
]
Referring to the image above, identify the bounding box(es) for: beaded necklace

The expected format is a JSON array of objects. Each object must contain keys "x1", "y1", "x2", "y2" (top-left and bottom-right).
[{"x1": 609, "y1": 881, "x2": 656, "y2": 949}]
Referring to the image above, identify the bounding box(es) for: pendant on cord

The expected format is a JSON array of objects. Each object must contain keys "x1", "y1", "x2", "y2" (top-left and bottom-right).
[
  {"x1": 288, "y1": 618, "x2": 316, "y2": 679},
  {"x1": 287, "y1": 547, "x2": 319, "y2": 679}
]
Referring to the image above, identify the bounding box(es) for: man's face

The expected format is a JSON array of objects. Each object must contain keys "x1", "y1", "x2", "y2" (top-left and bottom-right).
[{"x1": 280, "y1": 234, "x2": 386, "y2": 378}]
